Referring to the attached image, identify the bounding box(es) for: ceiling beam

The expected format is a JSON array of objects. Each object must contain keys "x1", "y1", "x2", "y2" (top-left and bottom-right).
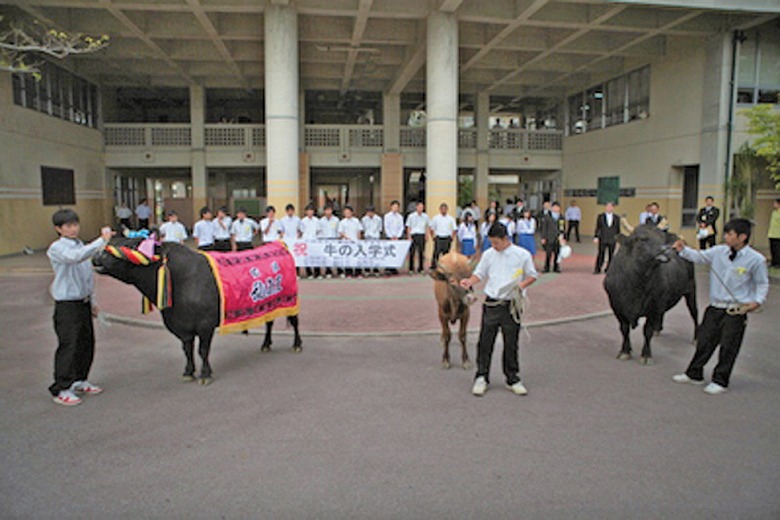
[
  {"x1": 486, "y1": 5, "x2": 627, "y2": 92},
  {"x1": 438, "y1": 0, "x2": 464, "y2": 13},
  {"x1": 99, "y1": 0, "x2": 196, "y2": 85},
  {"x1": 388, "y1": 38, "x2": 426, "y2": 95},
  {"x1": 460, "y1": 0, "x2": 550, "y2": 74},
  {"x1": 340, "y1": 0, "x2": 373, "y2": 94},
  {"x1": 186, "y1": 0, "x2": 250, "y2": 88}
]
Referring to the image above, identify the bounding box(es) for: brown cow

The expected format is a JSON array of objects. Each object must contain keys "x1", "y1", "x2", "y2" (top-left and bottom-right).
[{"x1": 430, "y1": 252, "x2": 478, "y2": 369}]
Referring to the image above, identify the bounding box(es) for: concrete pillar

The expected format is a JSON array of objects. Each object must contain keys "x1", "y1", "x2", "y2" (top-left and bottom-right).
[
  {"x1": 381, "y1": 93, "x2": 403, "y2": 211},
  {"x1": 475, "y1": 90, "x2": 490, "y2": 213},
  {"x1": 425, "y1": 11, "x2": 458, "y2": 215},
  {"x1": 264, "y1": 4, "x2": 300, "y2": 212},
  {"x1": 383, "y1": 93, "x2": 400, "y2": 153},
  {"x1": 190, "y1": 85, "x2": 207, "y2": 223}
]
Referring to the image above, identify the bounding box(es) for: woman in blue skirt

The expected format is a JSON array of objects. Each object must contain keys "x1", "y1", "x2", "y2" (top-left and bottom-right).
[
  {"x1": 458, "y1": 212, "x2": 477, "y2": 257},
  {"x1": 479, "y1": 212, "x2": 498, "y2": 252},
  {"x1": 516, "y1": 209, "x2": 537, "y2": 255}
]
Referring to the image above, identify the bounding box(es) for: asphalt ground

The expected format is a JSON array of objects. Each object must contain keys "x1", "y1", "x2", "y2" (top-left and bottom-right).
[{"x1": 0, "y1": 245, "x2": 778, "y2": 519}]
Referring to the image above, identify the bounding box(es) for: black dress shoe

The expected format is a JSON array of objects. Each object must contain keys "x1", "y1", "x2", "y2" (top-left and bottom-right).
[
  {"x1": 542, "y1": 268, "x2": 550, "y2": 273},
  {"x1": 593, "y1": 270, "x2": 601, "y2": 274},
  {"x1": 554, "y1": 267, "x2": 561, "y2": 273}
]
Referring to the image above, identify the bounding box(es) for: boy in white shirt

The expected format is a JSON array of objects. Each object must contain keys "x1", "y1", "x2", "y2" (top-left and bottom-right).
[
  {"x1": 460, "y1": 222, "x2": 538, "y2": 397},
  {"x1": 231, "y1": 207, "x2": 259, "y2": 251},
  {"x1": 299, "y1": 204, "x2": 321, "y2": 279},
  {"x1": 259, "y1": 206, "x2": 282, "y2": 244},
  {"x1": 430, "y1": 202, "x2": 457, "y2": 269},
  {"x1": 319, "y1": 204, "x2": 340, "y2": 278},
  {"x1": 337, "y1": 205, "x2": 363, "y2": 278},
  {"x1": 159, "y1": 210, "x2": 187, "y2": 244},
  {"x1": 383, "y1": 200, "x2": 405, "y2": 276},
  {"x1": 406, "y1": 201, "x2": 430, "y2": 275},
  {"x1": 213, "y1": 206, "x2": 232, "y2": 252},
  {"x1": 280, "y1": 203, "x2": 302, "y2": 241},
  {"x1": 192, "y1": 206, "x2": 216, "y2": 251},
  {"x1": 361, "y1": 205, "x2": 383, "y2": 276}
]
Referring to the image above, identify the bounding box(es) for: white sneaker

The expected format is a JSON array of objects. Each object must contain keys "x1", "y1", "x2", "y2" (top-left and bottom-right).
[
  {"x1": 472, "y1": 376, "x2": 488, "y2": 397},
  {"x1": 672, "y1": 374, "x2": 704, "y2": 385},
  {"x1": 703, "y1": 382, "x2": 727, "y2": 395},
  {"x1": 326, "y1": 274, "x2": 332, "y2": 279},
  {"x1": 340, "y1": 273, "x2": 346, "y2": 279},
  {"x1": 506, "y1": 381, "x2": 528, "y2": 395},
  {"x1": 53, "y1": 389, "x2": 82, "y2": 406},
  {"x1": 317, "y1": 275, "x2": 324, "y2": 280},
  {"x1": 71, "y1": 380, "x2": 103, "y2": 395},
  {"x1": 307, "y1": 275, "x2": 314, "y2": 280}
]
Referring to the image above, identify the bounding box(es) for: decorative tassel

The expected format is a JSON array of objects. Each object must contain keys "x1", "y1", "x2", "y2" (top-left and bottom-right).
[
  {"x1": 156, "y1": 256, "x2": 172, "y2": 310},
  {"x1": 142, "y1": 296, "x2": 153, "y2": 314}
]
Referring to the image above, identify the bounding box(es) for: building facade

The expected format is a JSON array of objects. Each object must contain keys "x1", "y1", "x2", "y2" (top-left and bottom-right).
[{"x1": 0, "y1": 0, "x2": 778, "y2": 256}]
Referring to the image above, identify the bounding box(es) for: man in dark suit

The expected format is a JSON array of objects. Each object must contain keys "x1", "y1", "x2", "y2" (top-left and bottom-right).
[
  {"x1": 539, "y1": 202, "x2": 565, "y2": 273},
  {"x1": 644, "y1": 202, "x2": 662, "y2": 226},
  {"x1": 696, "y1": 196, "x2": 720, "y2": 249},
  {"x1": 593, "y1": 202, "x2": 622, "y2": 274}
]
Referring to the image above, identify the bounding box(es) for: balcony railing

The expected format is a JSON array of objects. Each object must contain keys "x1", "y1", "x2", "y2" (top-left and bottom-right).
[{"x1": 104, "y1": 124, "x2": 562, "y2": 152}]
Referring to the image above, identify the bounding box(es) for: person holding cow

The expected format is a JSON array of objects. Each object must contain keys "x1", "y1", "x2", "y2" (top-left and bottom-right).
[
  {"x1": 539, "y1": 202, "x2": 565, "y2": 273},
  {"x1": 593, "y1": 202, "x2": 621, "y2": 274},
  {"x1": 47, "y1": 209, "x2": 113, "y2": 406},
  {"x1": 671, "y1": 218, "x2": 769, "y2": 395},
  {"x1": 460, "y1": 223, "x2": 538, "y2": 397}
]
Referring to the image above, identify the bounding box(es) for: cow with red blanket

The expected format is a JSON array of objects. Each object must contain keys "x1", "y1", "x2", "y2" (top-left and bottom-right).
[{"x1": 93, "y1": 238, "x2": 301, "y2": 385}]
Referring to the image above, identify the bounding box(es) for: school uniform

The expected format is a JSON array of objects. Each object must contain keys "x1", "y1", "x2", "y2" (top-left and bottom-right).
[
  {"x1": 300, "y1": 216, "x2": 321, "y2": 277},
  {"x1": 280, "y1": 215, "x2": 302, "y2": 241},
  {"x1": 213, "y1": 216, "x2": 233, "y2": 251},
  {"x1": 565, "y1": 205, "x2": 581, "y2": 242},
  {"x1": 116, "y1": 206, "x2": 133, "y2": 229},
  {"x1": 473, "y1": 244, "x2": 538, "y2": 386},
  {"x1": 362, "y1": 214, "x2": 383, "y2": 275},
  {"x1": 516, "y1": 218, "x2": 537, "y2": 255},
  {"x1": 499, "y1": 218, "x2": 516, "y2": 241},
  {"x1": 480, "y1": 221, "x2": 492, "y2": 252},
  {"x1": 406, "y1": 212, "x2": 430, "y2": 273},
  {"x1": 677, "y1": 245, "x2": 769, "y2": 389},
  {"x1": 430, "y1": 214, "x2": 457, "y2": 268},
  {"x1": 383, "y1": 211, "x2": 404, "y2": 275},
  {"x1": 193, "y1": 219, "x2": 216, "y2": 250},
  {"x1": 338, "y1": 217, "x2": 363, "y2": 277},
  {"x1": 46, "y1": 236, "x2": 107, "y2": 397},
  {"x1": 232, "y1": 218, "x2": 259, "y2": 250},
  {"x1": 258, "y1": 217, "x2": 280, "y2": 244},
  {"x1": 159, "y1": 221, "x2": 187, "y2": 244},
  {"x1": 457, "y1": 222, "x2": 477, "y2": 256},
  {"x1": 135, "y1": 203, "x2": 152, "y2": 230},
  {"x1": 319, "y1": 215, "x2": 340, "y2": 277}
]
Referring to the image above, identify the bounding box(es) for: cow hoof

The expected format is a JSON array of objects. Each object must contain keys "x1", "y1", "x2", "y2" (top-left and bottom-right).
[
  {"x1": 261, "y1": 345, "x2": 271, "y2": 353},
  {"x1": 181, "y1": 375, "x2": 196, "y2": 383},
  {"x1": 462, "y1": 361, "x2": 472, "y2": 370},
  {"x1": 441, "y1": 360, "x2": 451, "y2": 370},
  {"x1": 292, "y1": 346, "x2": 302, "y2": 354},
  {"x1": 199, "y1": 377, "x2": 212, "y2": 386},
  {"x1": 639, "y1": 357, "x2": 654, "y2": 366},
  {"x1": 617, "y1": 353, "x2": 631, "y2": 361}
]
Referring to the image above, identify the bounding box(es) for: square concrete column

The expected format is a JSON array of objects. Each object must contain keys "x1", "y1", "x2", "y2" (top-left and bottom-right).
[
  {"x1": 265, "y1": 4, "x2": 300, "y2": 212},
  {"x1": 425, "y1": 11, "x2": 458, "y2": 215},
  {"x1": 190, "y1": 85, "x2": 207, "y2": 223},
  {"x1": 381, "y1": 93, "x2": 402, "y2": 210},
  {"x1": 475, "y1": 91, "x2": 490, "y2": 213}
]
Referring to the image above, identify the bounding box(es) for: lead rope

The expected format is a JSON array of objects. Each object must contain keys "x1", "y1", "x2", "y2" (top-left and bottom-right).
[{"x1": 686, "y1": 247, "x2": 753, "y2": 316}]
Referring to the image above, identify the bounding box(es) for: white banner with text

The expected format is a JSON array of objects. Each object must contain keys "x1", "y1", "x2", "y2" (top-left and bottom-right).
[{"x1": 284, "y1": 239, "x2": 412, "y2": 268}]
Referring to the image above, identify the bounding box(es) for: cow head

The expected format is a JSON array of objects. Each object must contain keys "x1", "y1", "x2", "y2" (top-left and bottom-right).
[
  {"x1": 93, "y1": 237, "x2": 160, "y2": 284},
  {"x1": 430, "y1": 252, "x2": 478, "y2": 306},
  {"x1": 620, "y1": 226, "x2": 677, "y2": 269}
]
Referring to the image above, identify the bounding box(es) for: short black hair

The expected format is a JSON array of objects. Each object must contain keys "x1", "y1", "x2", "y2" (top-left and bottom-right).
[
  {"x1": 724, "y1": 218, "x2": 752, "y2": 242},
  {"x1": 705, "y1": 196, "x2": 714, "y2": 201},
  {"x1": 416, "y1": 200, "x2": 424, "y2": 206},
  {"x1": 218, "y1": 206, "x2": 229, "y2": 214},
  {"x1": 343, "y1": 205, "x2": 354, "y2": 213},
  {"x1": 167, "y1": 210, "x2": 178, "y2": 217},
  {"x1": 264, "y1": 206, "x2": 275, "y2": 213},
  {"x1": 390, "y1": 200, "x2": 399, "y2": 206},
  {"x1": 52, "y1": 209, "x2": 79, "y2": 227},
  {"x1": 285, "y1": 204, "x2": 295, "y2": 211},
  {"x1": 304, "y1": 204, "x2": 315, "y2": 212},
  {"x1": 324, "y1": 204, "x2": 334, "y2": 211},
  {"x1": 487, "y1": 222, "x2": 508, "y2": 239},
  {"x1": 440, "y1": 202, "x2": 448, "y2": 209},
  {"x1": 237, "y1": 207, "x2": 248, "y2": 214},
  {"x1": 200, "y1": 206, "x2": 211, "y2": 217},
  {"x1": 366, "y1": 205, "x2": 375, "y2": 212}
]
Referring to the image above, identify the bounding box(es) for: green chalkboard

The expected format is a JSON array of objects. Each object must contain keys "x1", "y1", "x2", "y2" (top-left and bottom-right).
[{"x1": 597, "y1": 176, "x2": 620, "y2": 205}]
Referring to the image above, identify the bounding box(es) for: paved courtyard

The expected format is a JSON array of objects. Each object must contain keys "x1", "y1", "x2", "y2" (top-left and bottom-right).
[{"x1": 0, "y1": 245, "x2": 778, "y2": 518}]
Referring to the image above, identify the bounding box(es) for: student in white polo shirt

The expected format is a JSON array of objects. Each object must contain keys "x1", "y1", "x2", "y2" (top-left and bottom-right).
[
  {"x1": 230, "y1": 207, "x2": 259, "y2": 251},
  {"x1": 361, "y1": 205, "x2": 383, "y2": 276},
  {"x1": 213, "y1": 206, "x2": 232, "y2": 252},
  {"x1": 259, "y1": 206, "x2": 282, "y2": 244},
  {"x1": 299, "y1": 204, "x2": 321, "y2": 279},
  {"x1": 337, "y1": 205, "x2": 363, "y2": 278},
  {"x1": 319, "y1": 204, "x2": 340, "y2": 279},
  {"x1": 159, "y1": 210, "x2": 187, "y2": 244},
  {"x1": 383, "y1": 199, "x2": 405, "y2": 276},
  {"x1": 406, "y1": 200, "x2": 430, "y2": 275},
  {"x1": 430, "y1": 202, "x2": 457, "y2": 269},
  {"x1": 280, "y1": 203, "x2": 302, "y2": 242},
  {"x1": 192, "y1": 206, "x2": 216, "y2": 251}
]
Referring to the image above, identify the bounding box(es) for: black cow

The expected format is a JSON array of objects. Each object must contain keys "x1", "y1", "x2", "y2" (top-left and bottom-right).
[
  {"x1": 93, "y1": 238, "x2": 302, "y2": 384},
  {"x1": 604, "y1": 225, "x2": 697, "y2": 364}
]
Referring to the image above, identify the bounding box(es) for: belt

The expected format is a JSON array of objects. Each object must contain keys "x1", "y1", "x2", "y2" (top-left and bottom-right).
[
  {"x1": 711, "y1": 302, "x2": 740, "y2": 309},
  {"x1": 56, "y1": 297, "x2": 91, "y2": 304},
  {"x1": 484, "y1": 297, "x2": 511, "y2": 307}
]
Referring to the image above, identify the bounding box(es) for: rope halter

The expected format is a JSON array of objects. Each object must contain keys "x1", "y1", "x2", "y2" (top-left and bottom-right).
[{"x1": 105, "y1": 244, "x2": 160, "y2": 266}]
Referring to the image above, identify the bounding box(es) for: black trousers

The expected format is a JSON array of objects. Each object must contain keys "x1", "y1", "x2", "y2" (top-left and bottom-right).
[
  {"x1": 699, "y1": 234, "x2": 716, "y2": 250},
  {"x1": 475, "y1": 302, "x2": 521, "y2": 385},
  {"x1": 431, "y1": 237, "x2": 452, "y2": 269},
  {"x1": 305, "y1": 267, "x2": 321, "y2": 277},
  {"x1": 235, "y1": 241, "x2": 254, "y2": 251},
  {"x1": 595, "y1": 241, "x2": 616, "y2": 272},
  {"x1": 119, "y1": 218, "x2": 131, "y2": 229},
  {"x1": 50, "y1": 300, "x2": 95, "y2": 396},
  {"x1": 685, "y1": 306, "x2": 747, "y2": 387},
  {"x1": 769, "y1": 238, "x2": 779, "y2": 267},
  {"x1": 543, "y1": 240, "x2": 560, "y2": 271},
  {"x1": 138, "y1": 218, "x2": 149, "y2": 230},
  {"x1": 566, "y1": 220, "x2": 580, "y2": 242},
  {"x1": 409, "y1": 234, "x2": 426, "y2": 272},
  {"x1": 214, "y1": 239, "x2": 231, "y2": 252}
]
